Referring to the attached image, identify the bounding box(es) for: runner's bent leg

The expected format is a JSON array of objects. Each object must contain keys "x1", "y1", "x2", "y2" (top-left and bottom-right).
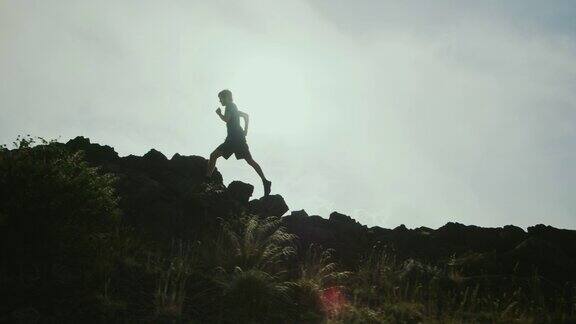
[{"x1": 206, "y1": 149, "x2": 223, "y2": 177}]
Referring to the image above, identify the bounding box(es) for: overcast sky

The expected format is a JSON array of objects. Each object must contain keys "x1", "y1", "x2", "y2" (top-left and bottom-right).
[{"x1": 1, "y1": 0, "x2": 575, "y2": 229}]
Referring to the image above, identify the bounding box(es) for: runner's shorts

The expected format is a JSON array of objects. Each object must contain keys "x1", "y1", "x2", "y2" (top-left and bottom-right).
[{"x1": 217, "y1": 138, "x2": 251, "y2": 160}]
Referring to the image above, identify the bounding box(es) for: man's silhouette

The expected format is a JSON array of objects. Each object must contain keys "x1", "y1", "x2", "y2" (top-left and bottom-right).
[{"x1": 206, "y1": 89, "x2": 272, "y2": 196}]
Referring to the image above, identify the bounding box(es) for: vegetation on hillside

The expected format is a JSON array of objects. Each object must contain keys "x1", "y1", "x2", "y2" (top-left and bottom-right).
[{"x1": 0, "y1": 137, "x2": 574, "y2": 323}]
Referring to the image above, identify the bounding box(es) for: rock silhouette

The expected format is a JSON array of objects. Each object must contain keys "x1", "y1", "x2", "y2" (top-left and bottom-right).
[
  {"x1": 61, "y1": 136, "x2": 576, "y2": 287},
  {"x1": 2, "y1": 135, "x2": 575, "y2": 322}
]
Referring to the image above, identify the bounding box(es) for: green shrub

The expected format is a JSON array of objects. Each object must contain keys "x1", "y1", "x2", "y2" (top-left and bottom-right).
[
  {"x1": 211, "y1": 214, "x2": 296, "y2": 274},
  {"x1": 0, "y1": 136, "x2": 121, "y2": 319}
]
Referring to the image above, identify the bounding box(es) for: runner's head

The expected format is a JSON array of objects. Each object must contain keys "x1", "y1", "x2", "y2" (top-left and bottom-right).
[{"x1": 218, "y1": 89, "x2": 233, "y2": 106}]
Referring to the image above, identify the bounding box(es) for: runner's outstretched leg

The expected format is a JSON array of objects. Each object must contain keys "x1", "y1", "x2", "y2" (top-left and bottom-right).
[{"x1": 246, "y1": 157, "x2": 272, "y2": 196}]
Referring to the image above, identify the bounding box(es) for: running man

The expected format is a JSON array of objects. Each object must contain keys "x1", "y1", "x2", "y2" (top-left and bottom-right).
[{"x1": 206, "y1": 89, "x2": 272, "y2": 196}]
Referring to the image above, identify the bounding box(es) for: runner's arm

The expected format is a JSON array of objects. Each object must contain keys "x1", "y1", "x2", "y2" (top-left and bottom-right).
[
  {"x1": 216, "y1": 107, "x2": 228, "y2": 123},
  {"x1": 239, "y1": 111, "x2": 249, "y2": 135}
]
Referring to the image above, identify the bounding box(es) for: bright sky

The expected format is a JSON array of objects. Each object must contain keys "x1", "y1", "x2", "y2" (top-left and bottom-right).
[{"x1": 1, "y1": 0, "x2": 575, "y2": 229}]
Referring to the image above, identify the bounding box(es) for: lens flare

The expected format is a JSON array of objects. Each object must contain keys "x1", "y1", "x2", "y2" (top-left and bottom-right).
[{"x1": 320, "y1": 286, "x2": 347, "y2": 317}]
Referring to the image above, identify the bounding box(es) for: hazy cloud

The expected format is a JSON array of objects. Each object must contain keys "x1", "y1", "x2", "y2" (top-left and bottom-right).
[{"x1": 1, "y1": 0, "x2": 575, "y2": 229}]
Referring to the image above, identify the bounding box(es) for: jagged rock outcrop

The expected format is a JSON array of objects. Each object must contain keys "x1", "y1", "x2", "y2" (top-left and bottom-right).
[
  {"x1": 62, "y1": 136, "x2": 576, "y2": 288},
  {"x1": 61, "y1": 137, "x2": 290, "y2": 241}
]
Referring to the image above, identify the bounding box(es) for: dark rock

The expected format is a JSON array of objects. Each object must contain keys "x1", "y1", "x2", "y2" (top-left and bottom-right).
[
  {"x1": 527, "y1": 224, "x2": 576, "y2": 259},
  {"x1": 170, "y1": 153, "x2": 222, "y2": 185},
  {"x1": 289, "y1": 209, "x2": 309, "y2": 217},
  {"x1": 503, "y1": 224, "x2": 525, "y2": 234},
  {"x1": 227, "y1": 181, "x2": 254, "y2": 204},
  {"x1": 394, "y1": 224, "x2": 408, "y2": 232},
  {"x1": 143, "y1": 148, "x2": 168, "y2": 163},
  {"x1": 56, "y1": 137, "x2": 576, "y2": 288},
  {"x1": 414, "y1": 226, "x2": 433, "y2": 235},
  {"x1": 329, "y1": 211, "x2": 357, "y2": 224},
  {"x1": 66, "y1": 136, "x2": 118, "y2": 164},
  {"x1": 249, "y1": 195, "x2": 289, "y2": 218}
]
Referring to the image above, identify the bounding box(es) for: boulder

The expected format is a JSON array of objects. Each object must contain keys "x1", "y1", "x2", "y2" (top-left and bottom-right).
[
  {"x1": 65, "y1": 136, "x2": 118, "y2": 164},
  {"x1": 329, "y1": 211, "x2": 357, "y2": 224},
  {"x1": 289, "y1": 209, "x2": 309, "y2": 217},
  {"x1": 227, "y1": 181, "x2": 254, "y2": 204},
  {"x1": 143, "y1": 149, "x2": 168, "y2": 165},
  {"x1": 249, "y1": 195, "x2": 289, "y2": 218}
]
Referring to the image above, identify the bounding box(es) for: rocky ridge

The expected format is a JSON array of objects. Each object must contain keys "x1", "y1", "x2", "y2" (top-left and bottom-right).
[{"x1": 63, "y1": 136, "x2": 576, "y2": 289}]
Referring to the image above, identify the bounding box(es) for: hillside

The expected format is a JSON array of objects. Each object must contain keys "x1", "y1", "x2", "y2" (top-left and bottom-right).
[
  {"x1": 63, "y1": 137, "x2": 576, "y2": 283},
  {"x1": 1, "y1": 136, "x2": 575, "y2": 323}
]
